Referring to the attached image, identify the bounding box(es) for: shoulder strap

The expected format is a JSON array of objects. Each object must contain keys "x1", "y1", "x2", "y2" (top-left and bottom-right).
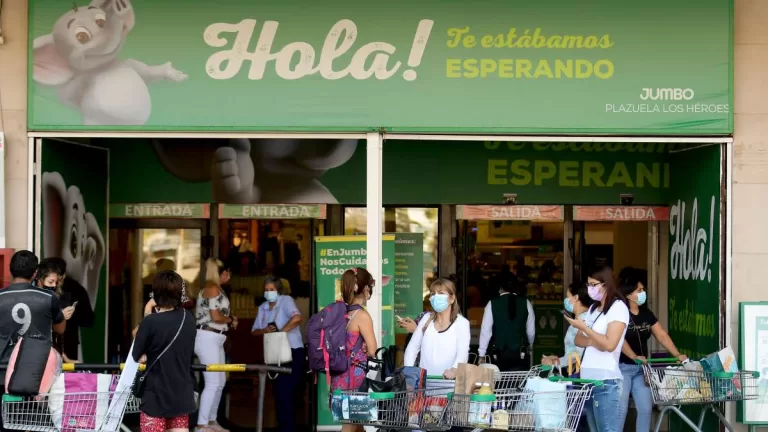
[
  {"x1": 143, "y1": 310, "x2": 186, "y2": 375},
  {"x1": 580, "y1": 310, "x2": 604, "y2": 361}
]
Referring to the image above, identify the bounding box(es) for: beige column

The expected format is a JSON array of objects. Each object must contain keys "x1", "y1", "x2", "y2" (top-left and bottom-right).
[
  {"x1": 732, "y1": 0, "x2": 768, "y2": 430},
  {"x1": 0, "y1": 0, "x2": 30, "y2": 250}
]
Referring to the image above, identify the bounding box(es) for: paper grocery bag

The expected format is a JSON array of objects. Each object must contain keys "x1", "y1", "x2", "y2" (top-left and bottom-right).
[{"x1": 454, "y1": 363, "x2": 495, "y2": 395}]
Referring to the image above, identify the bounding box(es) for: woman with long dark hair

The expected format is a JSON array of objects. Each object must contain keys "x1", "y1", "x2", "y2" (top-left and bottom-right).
[
  {"x1": 617, "y1": 267, "x2": 687, "y2": 432},
  {"x1": 564, "y1": 266, "x2": 629, "y2": 432},
  {"x1": 477, "y1": 277, "x2": 535, "y2": 371}
]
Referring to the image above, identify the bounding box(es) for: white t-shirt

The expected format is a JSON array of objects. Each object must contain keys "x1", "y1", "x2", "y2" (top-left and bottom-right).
[
  {"x1": 580, "y1": 300, "x2": 630, "y2": 381},
  {"x1": 404, "y1": 314, "x2": 471, "y2": 377}
]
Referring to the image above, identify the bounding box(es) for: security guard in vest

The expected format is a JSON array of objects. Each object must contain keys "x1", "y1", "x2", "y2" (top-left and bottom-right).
[{"x1": 478, "y1": 276, "x2": 536, "y2": 371}]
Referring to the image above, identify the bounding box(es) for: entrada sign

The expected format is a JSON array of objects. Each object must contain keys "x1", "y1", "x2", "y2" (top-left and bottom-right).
[
  {"x1": 219, "y1": 204, "x2": 327, "y2": 219},
  {"x1": 29, "y1": 0, "x2": 731, "y2": 133},
  {"x1": 110, "y1": 204, "x2": 210, "y2": 218}
]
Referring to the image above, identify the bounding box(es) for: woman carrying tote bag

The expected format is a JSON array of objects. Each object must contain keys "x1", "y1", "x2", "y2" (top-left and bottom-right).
[{"x1": 251, "y1": 276, "x2": 304, "y2": 432}]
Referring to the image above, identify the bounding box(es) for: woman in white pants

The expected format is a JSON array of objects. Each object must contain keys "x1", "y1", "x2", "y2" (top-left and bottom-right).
[{"x1": 194, "y1": 258, "x2": 238, "y2": 432}]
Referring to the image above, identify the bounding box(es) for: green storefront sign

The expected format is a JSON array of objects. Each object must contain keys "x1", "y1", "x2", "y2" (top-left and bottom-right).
[
  {"x1": 314, "y1": 235, "x2": 395, "y2": 427},
  {"x1": 105, "y1": 140, "x2": 681, "y2": 205},
  {"x1": 29, "y1": 0, "x2": 731, "y2": 134},
  {"x1": 109, "y1": 203, "x2": 209, "y2": 218},
  {"x1": 394, "y1": 233, "x2": 424, "y2": 332},
  {"x1": 667, "y1": 144, "x2": 721, "y2": 432}
]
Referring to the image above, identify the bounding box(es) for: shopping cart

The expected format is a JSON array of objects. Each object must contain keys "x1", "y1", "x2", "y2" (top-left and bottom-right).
[
  {"x1": 2, "y1": 389, "x2": 132, "y2": 432},
  {"x1": 442, "y1": 369, "x2": 600, "y2": 431},
  {"x1": 335, "y1": 377, "x2": 455, "y2": 431},
  {"x1": 640, "y1": 358, "x2": 761, "y2": 432},
  {"x1": 492, "y1": 365, "x2": 552, "y2": 391}
]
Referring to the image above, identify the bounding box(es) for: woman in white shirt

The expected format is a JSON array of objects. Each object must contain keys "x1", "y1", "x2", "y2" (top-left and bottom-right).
[
  {"x1": 404, "y1": 278, "x2": 470, "y2": 379},
  {"x1": 565, "y1": 266, "x2": 629, "y2": 432}
]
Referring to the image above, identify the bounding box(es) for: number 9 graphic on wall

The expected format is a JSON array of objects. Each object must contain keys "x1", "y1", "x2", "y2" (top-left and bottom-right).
[{"x1": 12, "y1": 303, "x2": 32, "y2": 335}]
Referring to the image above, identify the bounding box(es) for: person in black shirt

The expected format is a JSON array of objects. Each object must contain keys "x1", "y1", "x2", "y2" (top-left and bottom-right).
[
  {"x1": 34, "y1": 260, "x2": 74, "y2": 358},
  {"x1": 133, "y1": 270, "x2": 196, "y2": 432},
  {"x1": 617, "y1": 267, "x2": 687, "y2": 432},
  {"x1": 0, "y1": 251, "x2": 66, "y2": 431},
  {"x1": 45, "y1": 257, "x2": 95, "y2": 362}
]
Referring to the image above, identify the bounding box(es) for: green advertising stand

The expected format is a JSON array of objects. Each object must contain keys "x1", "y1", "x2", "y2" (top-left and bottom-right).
[
  {"x1": 314, "y1": 235, "x2": 396, "y2": 427},
  {"x1": 738, "y1": 302, "x2": 768, "y2": 432}
]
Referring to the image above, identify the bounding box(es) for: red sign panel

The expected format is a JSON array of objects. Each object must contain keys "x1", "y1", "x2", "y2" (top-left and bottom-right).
[
  {"x1": 456, "y1": 205, "x2": 564, "y2": 221},
  {"x1": 573, "y1": 206, "x2": 670, "y2": 221}
]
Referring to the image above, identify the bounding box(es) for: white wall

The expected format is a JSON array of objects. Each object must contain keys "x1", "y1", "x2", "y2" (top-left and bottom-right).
[{"x1": 0, "y1": 0, "x2": 29, "y2": 250}]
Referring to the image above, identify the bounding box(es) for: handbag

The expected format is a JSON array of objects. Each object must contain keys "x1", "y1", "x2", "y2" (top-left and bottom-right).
[
  {"x1": 263, "y1": 298, "x2": 293, "y2": 370},
  {"x1": 132, "y1": 310, "x2": 186, "y2": 398}
]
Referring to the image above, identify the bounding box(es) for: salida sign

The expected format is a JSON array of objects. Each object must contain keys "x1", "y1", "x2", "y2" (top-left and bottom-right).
[
  {"x1": 573, "y1": 206, "x2": 670, "y2": 221},
  {"x1": 457, "y1": 205, "x2": 564, "y2": 221}
]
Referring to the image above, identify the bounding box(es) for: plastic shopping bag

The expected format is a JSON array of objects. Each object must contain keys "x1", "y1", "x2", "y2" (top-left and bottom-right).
[{"x1": 522, "y1": 377, "x2": 567, "y2": 429}]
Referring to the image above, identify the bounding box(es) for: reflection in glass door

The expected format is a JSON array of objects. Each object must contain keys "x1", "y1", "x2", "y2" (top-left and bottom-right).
[{"x1": 108, "y1": 225, "x2": 204, "y2": 364}]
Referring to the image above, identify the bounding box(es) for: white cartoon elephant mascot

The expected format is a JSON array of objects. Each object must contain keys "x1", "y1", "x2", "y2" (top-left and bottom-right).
[
  {"x1": 43, "y1": 172, "x2": 106, "y2": 310},
  {"x1": 32, "y1": 0, "x2": 187, "y2": 126},
  {"x1": 151, "y1": 138, "x2": 358, "y2": 203}
]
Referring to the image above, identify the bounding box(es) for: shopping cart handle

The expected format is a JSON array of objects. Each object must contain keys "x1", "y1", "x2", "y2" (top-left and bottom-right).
[
  {"x1": 712, "y1": 371, "x2": 736, "y2": 379},
  {"x1": 427, "y1": 375, "x2": 451, "y2": 380},
  {"x1": 548, "y1": 375, "x2": 604, "y2": 387},
  {"x1": 753, "y1": 371, "x2": 761, "y2": 378},
  {"x1": 634, "y1": 358, "x2": 680, "y2": 365}
]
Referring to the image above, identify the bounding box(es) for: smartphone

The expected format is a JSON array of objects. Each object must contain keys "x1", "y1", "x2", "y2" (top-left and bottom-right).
[
  {"x1": 395, "y1": 315, "x2": 404, "y2": 322},
  {"x1": 560, "y1": 310, "x2": 570, "y2": 317},
  {"x1": 72, "y1": 301, "x2": 79, "y2": 309}
]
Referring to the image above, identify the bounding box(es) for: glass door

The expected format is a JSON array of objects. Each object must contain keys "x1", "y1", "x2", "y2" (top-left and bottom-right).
[{"x1": 108, "y1": 219, "x2": 207, "y2": 363}]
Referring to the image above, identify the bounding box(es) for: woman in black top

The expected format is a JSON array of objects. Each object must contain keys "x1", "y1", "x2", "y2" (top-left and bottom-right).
[
  {"x1": 133, "y1": 271, "x2": 197, "y2": 432},
  {"x1": 617, "y1": 267, "x2": 687, "y2": 432}
]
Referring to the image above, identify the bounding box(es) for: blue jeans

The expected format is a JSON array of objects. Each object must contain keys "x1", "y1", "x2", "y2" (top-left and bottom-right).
[
  {"x1": 618, "y1": 363, "x2": 653, "y2": 432},
  {"x1": 585, "y1": 379, "x2": 623, "y2": 432}
]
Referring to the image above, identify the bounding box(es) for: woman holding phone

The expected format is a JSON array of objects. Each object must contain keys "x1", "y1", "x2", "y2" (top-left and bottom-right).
[
  {"x1": 564, "y1": 266, "x2": 629, "y2": 432},
  {"x1": 251, "y1": 276, "x2": 304, "y2": 432}
]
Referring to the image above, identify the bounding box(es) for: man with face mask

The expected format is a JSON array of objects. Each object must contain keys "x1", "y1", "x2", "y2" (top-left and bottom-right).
[{"x1": 45, "y1": 257, "x2": 95, "y2": 362}]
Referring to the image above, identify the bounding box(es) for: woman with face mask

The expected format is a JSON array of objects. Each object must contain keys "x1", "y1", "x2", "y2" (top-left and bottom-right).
[
  {"x1": 404, "y1": 278, "x2": 470, "y2": 379},
  {"x1": 251, "y1": 276, "x2": 304, "y2": 432},
  {"x1": 617, "y1": 267, "x2": 687, "y2": 432},
  {"x1": 542, "y1": 283, "x2": 593, "y2": 370},
  {"x1": 564, "y1": 266, "x2": 629, "y2": 432},
  {"x1": 477, "y1": 277, "x2": 536, "y2": 371},
  {"x1": 330, "y1": 268, "x2": 378, "y2": 432}
]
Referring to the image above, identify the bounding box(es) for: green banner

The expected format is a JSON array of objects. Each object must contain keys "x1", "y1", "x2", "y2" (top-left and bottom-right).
[
  {"x1": 41, "y1": 140, "x2": 108, "y2": 362},
  {"x1": 394, "y1": 233, "x2": 424, "y2": 332},
  {"x1": 218, "y1": 204, "x2": 326, "y2": 219},
  {"x1": 109, "y1": 203, "x2": 209, "y2": 218},
  {"x1": 314, "y1": 235, "x2": 395, "y2": 426},
  {"x1": 667, "y1": 144, "x2": 721, "y2": 432},
  {"x1": 29, "y1": 0, "x2": 731, "y2": 134},
  {"x1": 104, "y1": 139, "x2": 680, "y2": 205}
]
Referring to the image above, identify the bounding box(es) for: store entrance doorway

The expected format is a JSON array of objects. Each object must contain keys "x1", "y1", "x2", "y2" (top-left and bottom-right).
[
  {"x1": 107, "y1": 211, "x2": 210, "y2": 363},
  {"x1": 456, "y1": 205, "x2": 566, "y2": 361}
]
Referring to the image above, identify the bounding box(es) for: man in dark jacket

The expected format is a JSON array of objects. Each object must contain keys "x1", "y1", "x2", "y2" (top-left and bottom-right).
[{"x1": 45, "y1": 257, "x2": 95, "y2": 362}]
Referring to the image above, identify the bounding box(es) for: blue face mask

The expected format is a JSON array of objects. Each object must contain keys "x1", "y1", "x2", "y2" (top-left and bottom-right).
[
  {"x1": 563, "y1": 297, "x2": 574, "y2": 314},
  {"x1": 635, "y1": 291, "x2": 647, "y2": 306},
  {"x1": 265, "y1": 291, "x2": 279, "y2": 303},
  {"x1": 430, "y1": 294, "x2": 450, "y2": 313}
]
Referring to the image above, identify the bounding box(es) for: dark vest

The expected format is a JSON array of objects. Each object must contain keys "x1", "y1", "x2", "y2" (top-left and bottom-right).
[{"x1": 490, "y1": 294, "x2": 528, "y2": 352}]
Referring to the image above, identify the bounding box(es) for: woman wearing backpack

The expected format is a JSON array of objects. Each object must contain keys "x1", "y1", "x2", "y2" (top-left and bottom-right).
[{"x1": 329, "y1": 267, "x2": 378, "y2": 432}]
